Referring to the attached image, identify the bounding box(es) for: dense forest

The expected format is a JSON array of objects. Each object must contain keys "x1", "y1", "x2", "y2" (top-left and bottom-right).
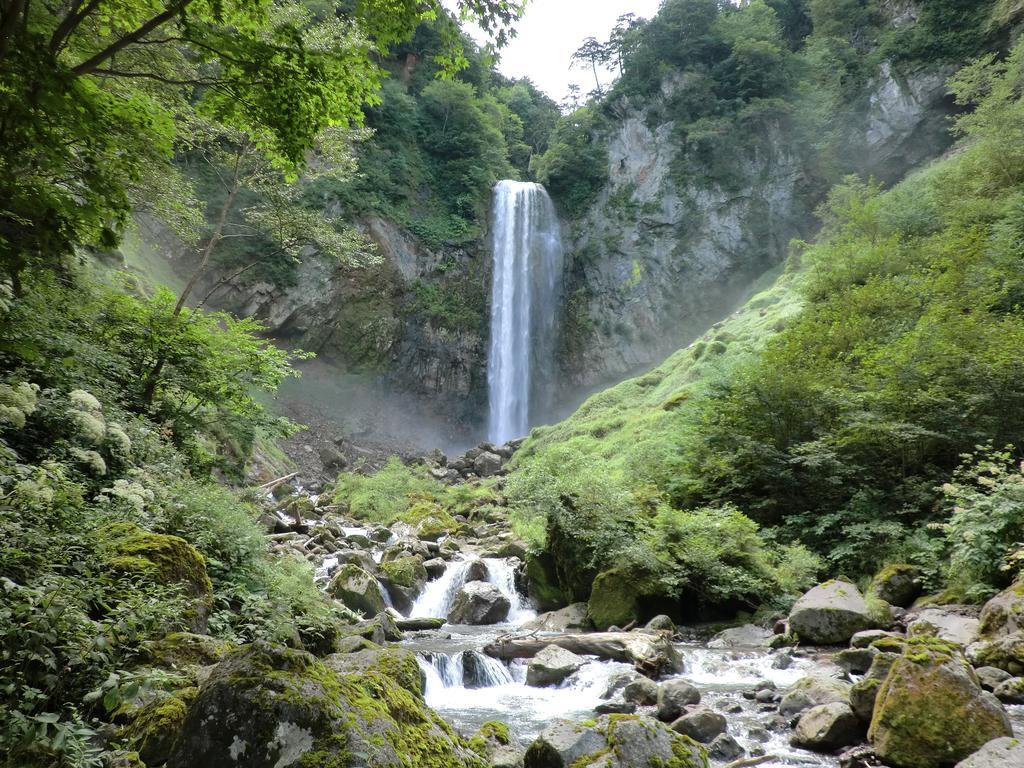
[{"x1": 4, "y1": 1, "x2": 1024, "y2": 767}]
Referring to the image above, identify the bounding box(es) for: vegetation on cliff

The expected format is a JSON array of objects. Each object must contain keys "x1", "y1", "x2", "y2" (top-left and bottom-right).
[{"x1": 512, "y1": 33, "x2": 1024, "y2": 617}]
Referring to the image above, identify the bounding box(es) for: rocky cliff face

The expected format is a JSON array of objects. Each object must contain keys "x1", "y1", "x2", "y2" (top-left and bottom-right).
[
  {"x1": 554, "y1": 56, "x2": 956, "y2": 402},
  {"x1": 209, "y1": 215, "x2": 491, "y2": 441}
]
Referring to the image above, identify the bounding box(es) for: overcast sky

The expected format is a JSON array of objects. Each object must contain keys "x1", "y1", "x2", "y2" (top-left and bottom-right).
[{"x1": 468, "y1": 0, "x2": 665, "y2": 103}]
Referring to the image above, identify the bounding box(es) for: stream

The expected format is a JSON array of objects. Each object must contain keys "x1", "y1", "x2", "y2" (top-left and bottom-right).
[{"x1": 312, "y1": 523, "x2": 1024, "y2": 765}]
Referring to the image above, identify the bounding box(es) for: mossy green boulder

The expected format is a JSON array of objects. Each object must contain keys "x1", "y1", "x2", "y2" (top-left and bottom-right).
[
  {"x1": 523, "y1": 714, "x2": 708, "y2": 768},
  {"x1": 587, "y1": 568, "x2": 641, "y2": 630},
  {"x1": 869, "y1": 564, "x2": 922, "y2": 608},
  {"x1": 868, "y1": 647, "x2": 1012, "y2": 768},
  {"x1": 328, "y1": 563, "x2": 386, "y2": 617},
  {"x1": 100, "y1": 522, "x2": 213, "y2": 632},
  {"x1": 525, "y1": 553, "x2": 566, "y2": 612},
  {"x1": 167, "y1": 642, "x2": 486, "y2": 768},
  {"x1": 123, "y1": 688, "x2": 197, "y2": 766},
  {"x1": 979, "y1": 579, "x2": 1024, "y2": 639}
]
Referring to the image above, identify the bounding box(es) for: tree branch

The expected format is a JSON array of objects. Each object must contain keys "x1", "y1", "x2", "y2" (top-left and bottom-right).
[
  {"x1": 70, "y1": 0, "x2": 192, "y2": 76},
  {"x1": 48, "y1": 0, "x2": 99, "y2": 53},
  {"x1": 90, "y1": 67, "x2": 217, "y2": 86}
]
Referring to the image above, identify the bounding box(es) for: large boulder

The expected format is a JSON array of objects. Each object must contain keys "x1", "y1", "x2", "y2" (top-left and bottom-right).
[
  {"x1": 100, "y1": 522, "x2": 213, "y2": 633},
  {"x1": 788, "y1": 581, "x2": 873, "y2": 645},
  {"x1": 473, "y1": 451, "x2": 504, "y2": 478},
  {"x1": 670, "y1": 709, "x2": 727, "y2": 743},
  {"x1": 656, "y1": 679, "x2": 701, "y2": 722},
  {"x1": 849, "y1": 650, "x2": 901, "y2": 723},
  {"x1": 707, "y1": 624, "x2": 772, "y2": 648},
  {"x1": 447, "y1": 581, "x2": 511, "y2": 625},
  {"x1": 522, "y1": 603, "x2": 593, "y2": 633},
  {"x1": 587, "y1": 568, "x2": 641, "y2": 631},
  {"x1": 328, "y1": 564, "x2": 386, "y2": 617},
  {"x1": 167, "y1": 643, "x2": 484, "y2": 768},
  {"x1": 792, "y1": 703, "x2": 862, "y2": 752},
  {"x1": 526, "y1": 645, "x2": 585, "y2": 687},
  {"x1": 868, "y1": 647, "x2": 1013, "y2": 768},
  {"x1": 906, "y1": 607, "x2": 980, "y2": 647},
  {"x1": 779, "y1": 674, "x2": 852, "y2": 719},
  {"x1": 869, "y1": 565, "x2": 922, "y2": 608},
  {"x1": 469, "y1": 721, "x2": 523, "y2": 768},
  {"x1": 954, "y1": 737, "x2": 1024, "y2": 768},
  {"x1": 979, "y1": 581, "x2": 1024, "y2": 638},
  {"x1": 524, "y1": 715, "x2": 707, "y2": 768},
  {"x1": 966, "y1": 633, "x2": 1024, "y2": 675},
  {"x1": 524, "y1": 553, "x2": 566, "y2": 613},
  {"x1": 379, "y1": 556, "x2": 428, "y2": 614}
]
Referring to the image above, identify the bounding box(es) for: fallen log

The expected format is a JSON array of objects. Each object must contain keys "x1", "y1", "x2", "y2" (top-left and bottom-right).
[
  {"x1": 483, "y1": 631, "x2": 682, "y2": 678},
  {"x1": 396, "y1": 617, "x2": 446, "y2": 631}
]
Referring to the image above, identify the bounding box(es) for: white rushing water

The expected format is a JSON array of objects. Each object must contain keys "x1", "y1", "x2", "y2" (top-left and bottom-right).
[
  {"x1": 409, "y1": 557, "x2": 536, "y2": 623},
  {"x1": 487, "y1": 180, "x2": 564, "y2": 445}
]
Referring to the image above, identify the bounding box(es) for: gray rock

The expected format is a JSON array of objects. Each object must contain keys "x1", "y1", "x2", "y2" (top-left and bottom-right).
[
  {"x1": 522, "y1": 720, "x2": 606, "y2": 768},
  {"x1": 779, "y1": 675, "x2": 852, "y2": 719},
  {"x1": 473, "y1": 451, "x2": 503, "y2": 478},
  {"x1": 594, "y1": 700, "x2": 636, "y2": 715},
  {"x1": 869, "y1": 565, "x2": 922, "y2": 608},
  {"x1": 526, "y1": 646, "x2": 586, "y2": 688},
  {"x1": 469, "y1": 723, "x2": 523, "y2": 768},
  {"x1": 993, "y1": 677, "x2": 1024, "y2": 704},
  {"x1": 708, "y1": 624, "x2": 772, "y2": 648},
  {"x1": 708, "y1": 733, "x2": 745, "y2": 762},
  {"x1": 975, "y1": 666, "x2": 1013, "y2": 692},
  {"x1": 792, "y1": 703, "x2": 862, "y2": 752},
  {"x1": 850, "y1": 629, "x2": 901, "y2": 648},
  {"x1": 423, "y1": 557, "x2": 447, "y2": 579},
  {"x1": 656, "y1": 679, "x2": 701, "y2": 722},
  {"x1": 907, "y1": 607, "x2": 980, "y2": 647},
  {"x1": 836, "y1": 647, "x2": 877, "y2": 675},
  {"x1": 522, "y1": 603, "x2": 593, "y2": 633},
  {"x1": 955, "y1": 737, "x2": 1024, "y2": 768},
  {"x1": 623, "y1": 677, "x2": 658, "y2": 706},
  {"x1": 446, "y1": 581, "x2": 511, "y2": 625},
  {"x1": 645, "y1": 615, "x2": 677, "y2": 633},
  {"x1": 465, "y1": 559, "x2": 489, "y2": 582},
  {"x1": 980, "y1": 582, "x2": 1024, "y2": 638},
  {"x1": 788, "y1": 581, "x2": 873, "y2": 645},
  {"x1": 669, "y1": 708, "x2": 727, "y2": 743}
]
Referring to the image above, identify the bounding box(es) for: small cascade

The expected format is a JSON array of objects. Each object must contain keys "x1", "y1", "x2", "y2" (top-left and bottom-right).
[
  {"x1": 376, "y1": 579, "x2": 394, "y2": 610},
  {"x1": 409, "y1": 560, "x2": 473, "y2": 618},
  {"x1": 482, "y1": 558, "x2": 536, "y2": 623},
  {"x1": 408, "y1": 557, "x2": 535, "y2": 623},
  {"x1": 462, "y1": 651, "x2": 515, "y2": 688}
]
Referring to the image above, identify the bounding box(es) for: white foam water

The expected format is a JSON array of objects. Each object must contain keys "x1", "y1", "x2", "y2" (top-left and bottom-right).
[{"x1": 487, "y1": 180, "x2": 563, "y2": 444}]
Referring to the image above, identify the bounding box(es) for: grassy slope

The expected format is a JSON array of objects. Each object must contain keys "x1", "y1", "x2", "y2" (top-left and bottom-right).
[{"x1": 513, "y1": 262, "x2": 805, "y2": 481}]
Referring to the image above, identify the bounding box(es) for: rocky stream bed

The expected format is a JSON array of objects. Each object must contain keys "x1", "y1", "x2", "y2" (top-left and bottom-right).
[{"x1": 235, "y1": 443, "x2": 1024, "y2": 768}]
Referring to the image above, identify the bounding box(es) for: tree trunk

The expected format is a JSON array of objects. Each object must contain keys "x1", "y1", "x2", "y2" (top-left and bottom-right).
[{"x1": 141, "y1": 172, "x2": 239, "y2": 406}]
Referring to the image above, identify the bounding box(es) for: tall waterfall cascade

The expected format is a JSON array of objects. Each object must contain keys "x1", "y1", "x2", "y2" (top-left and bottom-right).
[{"x1": 487, "y1": 181, "x2": 564, "y2": 445}]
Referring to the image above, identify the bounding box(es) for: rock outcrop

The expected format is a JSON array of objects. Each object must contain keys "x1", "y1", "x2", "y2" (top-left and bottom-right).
[
  {"x1": 788, "y1": 581, "x2": 874, "y2": 645},
  {"x1": 523, "y1": 715, "x2": 707, "y2": 768},
  {"x1": 447, "y1": 581, "x2": 511, "y2": 625},
  {"x1": 868, "y1": 646, "x2": 1012, "y2": 768},
  {"x1": 166, "y1": 643, "x2": 485, "y2": 768}
]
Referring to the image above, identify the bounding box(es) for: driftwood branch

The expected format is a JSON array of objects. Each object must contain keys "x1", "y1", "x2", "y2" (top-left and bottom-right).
[{"x1": 259, "y1": 471, "x2": 299, "y2": 491}]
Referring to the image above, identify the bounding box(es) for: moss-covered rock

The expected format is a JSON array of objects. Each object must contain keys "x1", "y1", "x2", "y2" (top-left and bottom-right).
[
  {"x1": 468, "y1": 721, "x2": 522, "y2": 768},
  {"x1": 123, "y1": 688, "x2": 198, "y2": 766},
  {"x1": 100, "y1": 522, "x2": 213, "y2": 633},
  {"x1": 166, "y1": 642, "x2": 486, "y2": 768},
  {"x1": 145, "y1": 632, "x2": 232, "y2": 669},
  {"x1": 525, "y1": 553, "x2": 566, "y2": 613},
  {"x1": 868, "y1": 646, "x2": 1012, "y2": 768},
  {"x1": 967, "y1": 633, "x2": 1024, "y2": 675},
  {"x1": 379, "y1": 556, "x2": 428, "y2": 591},
  {"x1": 523, "y1": 714, "x2": 708, "y2": 768},
  {"x1": 328, "y1": 563, "x2": 386, "y2": 617},
  {"x1": 869, "y1": 564, "x2": 922, "y2": 608},
  {"x1": 587, "y1": 568, "x2": 640, "y2": 631},
  {"x1": 979, "y1": 579, "x2": 1024, "y2": 639}
]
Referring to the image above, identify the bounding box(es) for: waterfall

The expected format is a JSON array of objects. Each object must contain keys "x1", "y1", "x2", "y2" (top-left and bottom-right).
[
  {"x1": 409, "y1": 560, "x2": 474, "y2": 618},
  {"x1": 482, "y1": 557, "x2": 535, "y2": 623},
  {"x1": 408, "y1": 557, "x2": 535, "y2": 623},
  {"x1": 487, "y1": 180, "x2": 564, "y2": 445}
]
